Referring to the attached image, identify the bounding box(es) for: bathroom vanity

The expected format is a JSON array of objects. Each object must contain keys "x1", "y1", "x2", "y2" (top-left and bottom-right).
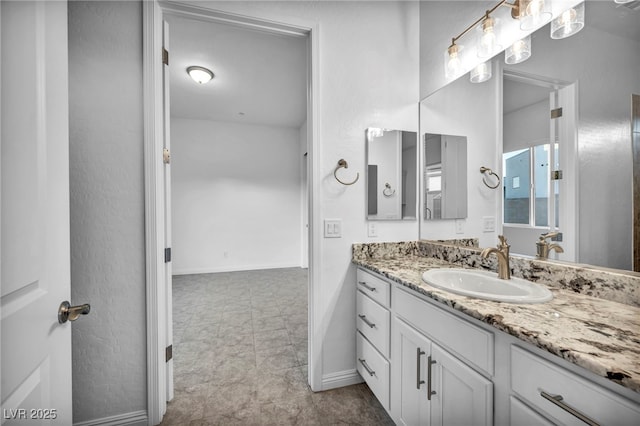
[{"x1": 353, "y1": 241, "x2": 640, "y2": 425}]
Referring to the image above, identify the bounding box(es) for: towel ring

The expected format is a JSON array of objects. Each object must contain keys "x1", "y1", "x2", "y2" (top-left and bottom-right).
[
  {"x1": 480, "y1": 166, "x2": 501, "y2": 189},
  {"x1": 334, "y1": 159, "x2": 359, "y2": 186},
  {"x1": 383, "y1": 183, "x2": 395, "y2": 197}
]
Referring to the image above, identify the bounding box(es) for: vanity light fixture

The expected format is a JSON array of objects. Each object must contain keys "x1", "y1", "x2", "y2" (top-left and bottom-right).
[
  {"x1": 518, "y1": 0, "x2": 552, "y2": 31},
  {"x1": 505, "y1": 35, "x2": 531, "y2": 64},
  {"x1": 550, "y1": 1, "x2": 585, "y2": 39},
  {"x1": 187, "y1": 66, "x2": 214, "y2": 84},
  {"x1": 470, "y1": 61, "x2": 492, "y2": 83},
  {"x1": 444, "y1": 43, "x2": 463, "y2": 79}
]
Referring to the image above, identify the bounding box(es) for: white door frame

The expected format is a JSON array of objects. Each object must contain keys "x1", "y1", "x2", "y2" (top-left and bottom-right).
[{"x1": 142, "y1": 1, "x2": 321, "y2": 423}]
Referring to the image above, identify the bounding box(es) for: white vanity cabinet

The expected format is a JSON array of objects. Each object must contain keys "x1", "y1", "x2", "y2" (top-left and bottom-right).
[
  {"x1": 356, "y1": 269, "x2": 391, "y2": 410},
  {"x1": 392, "y1": 288, "x2": 493, "y2": 426}
]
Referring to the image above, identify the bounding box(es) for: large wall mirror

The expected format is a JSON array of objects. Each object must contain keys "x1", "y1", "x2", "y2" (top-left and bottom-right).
[
  {"x1": 419, "y1": 1, "x2": 640, "y2": 271},
  {"x1": 366, "y1": 128, "x2": 418, "y2": 221}
]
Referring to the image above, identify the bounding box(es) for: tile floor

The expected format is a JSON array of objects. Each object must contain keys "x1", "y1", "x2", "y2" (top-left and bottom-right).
[{"x1": 161, "y1": 267, "x2": 394, "y2": 425}]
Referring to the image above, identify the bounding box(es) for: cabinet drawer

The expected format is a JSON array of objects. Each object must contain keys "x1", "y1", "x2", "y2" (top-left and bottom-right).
[
  {"x1": 394, "y1": 286, "x2": 494, "y2": 375},
  {"x1": 357, "y1": 331, "x2": 390, "y2": 410},
  {"x1": 356, "y1": 268, "x2": 390, "y2": 307},
  {"x1": 356, "y1": 291, "x2": 390, "y2": 358},
  {"x1": 510, "y1": 396, "x2": 554, "y2": 426},
  {"x1": 511, "y1": 345, "x2": 640, "y2": 425}
]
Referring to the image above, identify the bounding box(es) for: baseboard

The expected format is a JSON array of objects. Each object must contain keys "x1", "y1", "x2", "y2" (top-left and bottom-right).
[
  {"x1": 172, "y1": 262, "x2": 303, "y2": 276},
  {"x1": 73, "y1": 410, "x2": 147, "y2": 426},
  {"x1": 321, "y1": 369, "x2": 363, "y2": 390}
]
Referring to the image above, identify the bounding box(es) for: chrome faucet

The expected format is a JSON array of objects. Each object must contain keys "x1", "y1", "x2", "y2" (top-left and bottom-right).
[
  {"x1": 481, "y1": 235, "x2": 511, "y2": 280},
  {"x1": 536, "y1": 232, "x2": 564, "y2": 259}
]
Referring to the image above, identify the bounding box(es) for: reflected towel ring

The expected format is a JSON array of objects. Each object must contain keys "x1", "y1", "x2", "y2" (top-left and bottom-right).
[
  {"x1": 383, "y1": 183, "x2": 395, "y2": 197},
  {"x1": 480, "y1": 166, "x2": 501, "y2": 189},
  {"x1": 334, "y1": 159, "x2": 359, "y2": 186}
]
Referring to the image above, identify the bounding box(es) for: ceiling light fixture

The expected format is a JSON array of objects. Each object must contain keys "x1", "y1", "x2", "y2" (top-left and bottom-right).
[
  {"x1": 550, "y1": 1, "x2": 585, "y2": 39},
  {"x1": 187, "y1": 66, "x2": 214, "y2": 84}
]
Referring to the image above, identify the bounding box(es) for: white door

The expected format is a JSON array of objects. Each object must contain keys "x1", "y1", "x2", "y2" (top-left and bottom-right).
[{"x1": 1, "y1": 1, "x2": 75, "y2": 423}]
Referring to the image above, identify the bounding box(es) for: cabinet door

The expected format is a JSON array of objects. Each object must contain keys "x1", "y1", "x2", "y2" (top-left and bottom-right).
[
  {"x1": 430, "y1": 344, "x2": 493, "y2": 426},
  {"x1": 392, "y1": 318, "x2": 432, "y2": 426}
]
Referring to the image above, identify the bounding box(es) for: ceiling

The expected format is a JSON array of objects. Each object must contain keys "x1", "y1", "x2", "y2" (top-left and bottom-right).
[{"x1": 166, "y1": 13, "x2": 308, "y2": 128}]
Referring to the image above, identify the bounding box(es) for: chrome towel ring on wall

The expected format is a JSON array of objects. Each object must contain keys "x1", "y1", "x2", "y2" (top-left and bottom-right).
[
  {"x1": 480, "y1": 166, "x2": 501, "y2": 189},
  {"x1": 383, "y1": 183, "x2": 395, "y2": 197},
  {"x1": 334, "y1": 159, "x2": 359, "y2": 186}
]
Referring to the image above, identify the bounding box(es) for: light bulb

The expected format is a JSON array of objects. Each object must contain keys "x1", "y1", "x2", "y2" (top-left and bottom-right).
[
  {"x1": 550, "y1": 2, "x2": 585, "y2": 39},
  {"x1": 520, "y1": 0, "x2": 552, "y2": 31},
  {"x1": 505, "y1": 35, "x2": 531, "y2": 65},
  {"x1": 444, "y1": 44, "x2": 463, "y2": 79},
  {"x1": 477, "y1": 16, "x2": 501, "y2": 59},
  {"x1": 470, "y1": 61, "x2": 492, "y2": 83}
]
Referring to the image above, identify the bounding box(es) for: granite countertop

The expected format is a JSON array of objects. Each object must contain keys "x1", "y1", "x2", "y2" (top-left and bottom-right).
[{"x1": 352, "y1": 254, "x2": 640, "y2": 394}]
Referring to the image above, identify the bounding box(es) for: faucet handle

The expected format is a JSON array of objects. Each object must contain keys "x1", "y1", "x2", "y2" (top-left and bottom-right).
[
  {"x1": 540, "y1": 231, "x2": 559, "y2": 241},
  {"x1": 498, "y1": 235, "x2": 508, "y2": 247}
]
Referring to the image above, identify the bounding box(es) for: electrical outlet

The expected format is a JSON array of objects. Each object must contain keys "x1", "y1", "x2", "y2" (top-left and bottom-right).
[
  {"x1": 455, "y1": 219, "x2": 464, "y2": 234},
  {"x1": 482, "y1": 216, "x2": 495, "y2": 232},
  {"x1": 368, "y1": 222, "x2": 378, "y2": 237}
]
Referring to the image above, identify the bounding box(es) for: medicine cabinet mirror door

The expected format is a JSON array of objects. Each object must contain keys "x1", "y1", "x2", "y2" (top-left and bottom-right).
[{"x1": 366, "y1": 128, "x2": 418, "y2": 221}]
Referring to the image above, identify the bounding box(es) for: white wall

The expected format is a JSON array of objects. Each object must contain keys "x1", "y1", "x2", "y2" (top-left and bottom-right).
[
  {"x1": 420, "y1": 69, "x2": 500, "y2": 247},
  {"x1": 68, "y1": 1, "x2": 147, "y2": 423},
  {"x1": 171, "y1": 118, "x2": 303, "y2": 274},
  {"x1": 187, "y1": 0, "x2": 420, "y2": 386}
]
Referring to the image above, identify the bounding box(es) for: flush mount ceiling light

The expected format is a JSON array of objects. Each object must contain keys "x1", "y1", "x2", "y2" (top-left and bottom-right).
[
  {"x1": 550, "y1": 1, "x2": 585, "y2": 39},
  {"x1": 187, "y1": 66, "x2": 214, "y2": 84}
]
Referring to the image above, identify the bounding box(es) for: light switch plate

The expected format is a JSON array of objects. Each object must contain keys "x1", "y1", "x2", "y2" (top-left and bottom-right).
[
  {"x1": 324, "y1": 219, "x2": 342, "y2": 238},
  {"x1": 455, "y1": 219, "x2": 464, "y2": 234}
]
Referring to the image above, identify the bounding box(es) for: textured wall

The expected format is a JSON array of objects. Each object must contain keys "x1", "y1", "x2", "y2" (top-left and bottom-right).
[
  {"x1": 171, "y1": 118, "x2": 303, "y2": 274},
  {"x1": 68, "y1": 1, "x2": 147, "y2": 422}
]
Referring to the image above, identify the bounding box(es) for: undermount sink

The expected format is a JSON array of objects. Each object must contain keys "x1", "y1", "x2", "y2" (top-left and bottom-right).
[{"x1": 421, "y1": 268, "x2": 553, "y2": 304}]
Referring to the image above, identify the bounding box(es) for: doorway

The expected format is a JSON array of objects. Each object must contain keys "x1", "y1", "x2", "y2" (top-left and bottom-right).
[{"x1": 142, "y1": 2, "x2": 320, "y2": 423}]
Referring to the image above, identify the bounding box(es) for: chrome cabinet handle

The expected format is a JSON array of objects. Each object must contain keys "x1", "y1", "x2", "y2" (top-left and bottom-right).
[
  {"x1": 58, "y1": 301, "x2": 91, "y2": 324},
  {"x1": 358, "y1": 358, "x2": 376, "y2": 377},
  {"x1": 540, "y1": 391, "x2": 600, "y2": 426},
  {"x1": 427, "y1": 355, "x2": 437, "y2": 400},
  {"x1": 358, "y1": 281, "x2": 377, "y2": 292},
  {"x1": 416, "y1": 348, "x2": 426, "y2": 389},
  {"x1": 358, "y1": 314, "x2": 376, "y2": 328}
]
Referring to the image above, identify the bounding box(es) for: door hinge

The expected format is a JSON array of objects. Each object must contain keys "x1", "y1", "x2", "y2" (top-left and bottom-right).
[
  {"x1": 163, "y1": 148, "x2": 171, "y2": 164},
  {"x1": 551, "y1": 107, "x2": 563, "y2": 119},
  {"x1": 164, "y1": 247, "x2": 172, "y2": 263},
  {"x1": 166, "y1": 345, "x2": 173, "y2": 362},
  {"x1": 162, "y1": 48, "x2": 169, "y2": 65},
  {"x1": 551, "y1": 170, "x2": 563, "y2": 180}
]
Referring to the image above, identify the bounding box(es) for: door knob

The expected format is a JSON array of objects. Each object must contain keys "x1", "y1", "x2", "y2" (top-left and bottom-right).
[{"x1": 58, "y1": 301, "x2": 91, "y2": 324}]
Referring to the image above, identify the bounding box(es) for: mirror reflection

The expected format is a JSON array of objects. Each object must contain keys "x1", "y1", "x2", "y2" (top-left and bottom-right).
[
  {"x1": 424, "y1": 133, "x2": 467, "y2": 220},
  {"x1": 419, "y1": 0, "x2": 640, "y2": 271},
  {"x1": 366, "y1": 128, "x2": 417, "y2": 221}
]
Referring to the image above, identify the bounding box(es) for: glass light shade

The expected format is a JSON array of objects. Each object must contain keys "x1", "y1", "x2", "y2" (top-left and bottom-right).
[
  {"x1": 470, "y1": 61, "x2": 492, "y2": 84},
  {"x1": 505, "y1": 35, "x2": 531, "y2": 64},
  {"x1": 444, "y1": 44, "x2": 463, "y2": 79},
  {"x1": 550, "y1": 2, "x2": 585, "y2": 39},
  {"x1": 476, "y1": 16, "x2": 503, "y2": 59},
  {"x1": 187, "y1": 66, "x2": 214, "y2": 84},
  {"x1": 520, "y1": 0, "x2": 552, "y2": 31}
]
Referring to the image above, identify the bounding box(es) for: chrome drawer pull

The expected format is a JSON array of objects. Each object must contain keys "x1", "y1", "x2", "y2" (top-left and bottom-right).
[
  {"x1": 358, "y1": 281, "x2": 377, "y2": 292},
  {"x1": 358, "y1": 314, "x2": 376, "y2": 328},
  {"x1": 427, "y1": 356, "x2": 437, "y2": 401},
  {"x1": 540, "y1": 391, "x2": 600, "y2": 426},
  {"x1": 358, "y1": 358, "x2": 376, "y2": 377},
  {"x1": 416, "y1": 348, "x2": 426, "y2": 389}
]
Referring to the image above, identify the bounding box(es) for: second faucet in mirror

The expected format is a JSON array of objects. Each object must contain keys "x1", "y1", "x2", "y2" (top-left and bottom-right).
[{"x1": 536, "y1": 232, "x2": 564, "y2": 259}]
